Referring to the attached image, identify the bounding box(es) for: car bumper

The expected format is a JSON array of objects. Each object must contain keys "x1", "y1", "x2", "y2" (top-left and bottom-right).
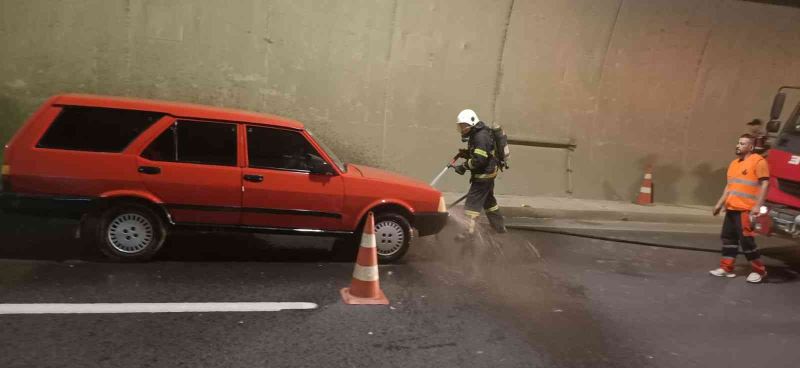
[
  {"x1": 0, "y1": 192, "x2": 92, "y2": 219},
  {"x1": 413, "y1": 211, "x2": 449, "y2": 236}
]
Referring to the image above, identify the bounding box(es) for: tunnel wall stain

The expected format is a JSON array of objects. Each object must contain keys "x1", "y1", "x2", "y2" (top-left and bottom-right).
[{"x1": 2, "y1": 0, "x2": 800, "y2": 205}]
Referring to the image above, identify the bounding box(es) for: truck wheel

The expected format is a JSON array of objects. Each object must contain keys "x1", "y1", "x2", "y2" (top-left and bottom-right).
[
  {"x1": 374, "y1": 213, "x2": 411, "y2": 264},
  {"x1": 96, "y1": 203, "x2": 166, "y2": 262}
]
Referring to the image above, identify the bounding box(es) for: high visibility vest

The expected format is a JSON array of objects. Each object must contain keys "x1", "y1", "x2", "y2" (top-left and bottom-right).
[{"x1": 725, "y1": 154, "x2": 765, "y2": 211}]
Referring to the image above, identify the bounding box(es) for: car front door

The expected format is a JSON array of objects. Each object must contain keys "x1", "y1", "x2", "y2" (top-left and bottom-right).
[
  {"x1": 137, "y1": 119, "x2": 242, "y2": 225},
  {"x1": 241, "y1": 125, "x2": 344, "y2": 231}
]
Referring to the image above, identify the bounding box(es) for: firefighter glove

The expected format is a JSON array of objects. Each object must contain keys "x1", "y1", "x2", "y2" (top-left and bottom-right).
[
  {"x1": 453, "y1": 164, "x2": 467, "y2": 175},
  {"x1": 456, "y1": 148, "x2": 470, "y2": 159}
]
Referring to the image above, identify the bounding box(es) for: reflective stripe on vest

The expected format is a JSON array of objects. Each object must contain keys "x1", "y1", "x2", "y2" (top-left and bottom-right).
[
  {"x1": 728, "y1": 190, "x2": 757, "y2": 200},
  {"x1": 729, "y1": 178, "x2": 759, "y2": 186},
  {"x1": 472, "y1": 167, "x2": 498, "y2": 180}
]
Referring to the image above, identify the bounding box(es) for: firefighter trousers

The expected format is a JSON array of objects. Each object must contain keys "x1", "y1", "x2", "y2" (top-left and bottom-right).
[
  {"x1": 720, "y1": 210, "x2": 766, "y2": 274},
  {"x1": 463, "y1": 179, "x2": 506, "y2": 233}
]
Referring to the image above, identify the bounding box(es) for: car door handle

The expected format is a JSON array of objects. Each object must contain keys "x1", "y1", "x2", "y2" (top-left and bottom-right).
[
  {"x1": 244, "y1": 174, "x2": 263, "y2": 183},
  {"x1": 138, "y1": 166, "x2": 161, "y2": 175}
]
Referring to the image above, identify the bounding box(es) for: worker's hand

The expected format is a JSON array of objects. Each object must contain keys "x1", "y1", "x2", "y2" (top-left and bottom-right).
[
  {"x1": 453, "y1": 164, "x2": 467, "y2": 175},
  {"x1": 712, "y1": 204, "x2": 722, "y2": 216},
  {"x1": 749, "y1": 206, "x2": 762, "y2": 218},
  {"x1": 456, "y1": 149, "x2": 470, "y2": 159}
]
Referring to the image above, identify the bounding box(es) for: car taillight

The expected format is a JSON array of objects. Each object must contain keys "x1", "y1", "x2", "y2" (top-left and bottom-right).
[{"x1": 1, "y1": 164, "x2": 10, "y2": 192}]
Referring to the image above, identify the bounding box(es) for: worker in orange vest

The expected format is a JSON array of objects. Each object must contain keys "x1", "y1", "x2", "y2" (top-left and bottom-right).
[{"x1": 710, "y1": 133, "x2": 769, "y2": 283}]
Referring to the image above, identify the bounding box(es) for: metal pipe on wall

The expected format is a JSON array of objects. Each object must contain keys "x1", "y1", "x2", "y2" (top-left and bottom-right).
[{"x1": 506, "y1": 136, "x2": 577, "y2": 195}]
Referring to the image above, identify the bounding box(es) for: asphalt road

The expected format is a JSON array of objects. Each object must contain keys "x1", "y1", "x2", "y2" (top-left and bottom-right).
[{"x1": 1, "y1": 212, "x2": 800, "y2": 367}]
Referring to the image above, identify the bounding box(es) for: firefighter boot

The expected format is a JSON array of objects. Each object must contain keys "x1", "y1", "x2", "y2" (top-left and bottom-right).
[
  {"x1": 486, "y1": 209, "x2": 506, "y2": 234},
  {"x1": 455, "y1": 215, "x2": 478, "y2": 242}
]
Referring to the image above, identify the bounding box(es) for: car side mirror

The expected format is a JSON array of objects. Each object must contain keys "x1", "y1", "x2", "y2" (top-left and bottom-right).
[
  {"x1": 307, "y1": 154, "x2": 334, "y2": 175},
  {"x1": 766, "y1": 120, "x2": 781, "y2": 133},
  {"x1": 771, "y1": 92, "x2": 786, "y2": 121}
]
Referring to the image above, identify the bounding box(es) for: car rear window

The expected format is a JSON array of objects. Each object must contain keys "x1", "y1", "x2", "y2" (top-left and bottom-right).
[
  {"x1": 37, "y1": 106, "x2": 164, "y2": 152},
  {"x1": 177, "y1": 120, "x2": 237, "y2": 166},
  {"x1": 142, "y1": 120, "x2": 237, "y2": 167}
]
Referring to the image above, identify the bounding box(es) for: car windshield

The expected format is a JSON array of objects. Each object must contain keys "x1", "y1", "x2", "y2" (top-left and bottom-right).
[{"x1": 306, "y1": 129, "x2": 346, "y2": 173}]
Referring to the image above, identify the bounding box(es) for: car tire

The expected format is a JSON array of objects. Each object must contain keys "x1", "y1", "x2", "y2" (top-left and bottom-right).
[
  {"x1": 95, "y1": 203, "x2": 167, "y2": 262},
  {"x1": 374, "y1": 213, "x2": 411, "y2": 264},
  {"x1": 331, "y1": 212, "x2": 412, "y2": 264}
]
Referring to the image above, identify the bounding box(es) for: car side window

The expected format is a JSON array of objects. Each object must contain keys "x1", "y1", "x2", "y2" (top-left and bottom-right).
[
  {"x1": 247, "y1": 126, "x2": 322, "y2": 172},
  {"x1": 38, "y1": 106, "x2": 164, "y2": 152},
  {"x1": 142, "y1": 120, "x2": 237, "y2": 167},
  {"x1": 142, "y1": 125, "x2": 177, "y2": 162}
]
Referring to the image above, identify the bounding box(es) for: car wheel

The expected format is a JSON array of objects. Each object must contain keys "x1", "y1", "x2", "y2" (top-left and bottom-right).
[
  {"x1": 374, "y1": 213, "x2": 411, "y2": 264},
  {"x1": 96, "y1": 203, "x2": 166, "y2": 262}
]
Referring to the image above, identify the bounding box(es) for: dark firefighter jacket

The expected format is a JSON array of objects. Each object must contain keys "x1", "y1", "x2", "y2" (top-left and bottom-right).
[{"x1": 463, "y1": 121, "x2": 498, "y2": 181}]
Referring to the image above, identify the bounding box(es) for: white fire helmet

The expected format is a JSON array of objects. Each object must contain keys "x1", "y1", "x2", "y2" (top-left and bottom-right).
[{"x1": 457, "y1": 109, "x2": 479, "y2": 126}]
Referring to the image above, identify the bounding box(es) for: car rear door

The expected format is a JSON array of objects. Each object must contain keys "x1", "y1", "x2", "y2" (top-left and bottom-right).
[
  {"x1": 241, "y1": 125, "x2": 344, "y2": 231},
  {"x1": 137, "y1": 119, "x2": 242, "y2": 225}
]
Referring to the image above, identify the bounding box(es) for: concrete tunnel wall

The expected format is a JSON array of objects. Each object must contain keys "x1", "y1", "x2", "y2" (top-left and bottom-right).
[{"x1": 1, "y1": 0, "x2": 800, "y2": 205}]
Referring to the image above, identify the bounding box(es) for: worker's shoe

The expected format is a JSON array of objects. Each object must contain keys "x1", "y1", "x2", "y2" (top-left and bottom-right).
[
  {"x1": 709, "y1": 268, "x2": 736, "y2": 278},
  {"x1": 492, "y1": 225, "x2": 507, "y2": 234},
  {"x1": 746, "y1": 272, "x2": 766, "y2": 283}
]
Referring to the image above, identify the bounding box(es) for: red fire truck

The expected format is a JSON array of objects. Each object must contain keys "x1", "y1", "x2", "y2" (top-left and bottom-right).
[{"x1": 757, "y1": 86, "x2": 800, "y2": 238}]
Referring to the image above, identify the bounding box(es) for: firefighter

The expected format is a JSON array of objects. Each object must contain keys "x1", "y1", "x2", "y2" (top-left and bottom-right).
[
  {"x1": 710, "y1": 133, "x2": 769, "y2": 283},
  {"x1": 452, "y1": 109, "x2": 506, "y2": 241}
]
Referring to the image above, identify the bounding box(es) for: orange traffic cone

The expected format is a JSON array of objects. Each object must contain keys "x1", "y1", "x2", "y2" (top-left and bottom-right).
[
  {"x1": 340, "y1": 212, "x2": 389, "y2": 305},
  {"x1": 636, "y1": 166, "x2": 653, "y2": 205}
]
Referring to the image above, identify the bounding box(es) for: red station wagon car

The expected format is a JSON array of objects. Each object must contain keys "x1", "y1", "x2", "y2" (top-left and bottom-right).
[{"x1": 0, "y1": 94, "x2": 448, "y2": 263}]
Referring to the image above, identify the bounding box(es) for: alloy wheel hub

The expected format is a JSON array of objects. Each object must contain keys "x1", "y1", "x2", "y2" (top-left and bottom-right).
[
  {"x1": 375, "y1": 220, "x2": 405, "y2": 256},
  {"x1": 108, "y1": 213, "x2": 154, "y2": 254}
]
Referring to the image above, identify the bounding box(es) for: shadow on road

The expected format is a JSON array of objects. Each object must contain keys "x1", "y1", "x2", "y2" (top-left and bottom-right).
[
  {"x1": 0, "y1": 213, "x2": 343, "y2": 263},
  {"x1": 760, "y1": 245, "x2": 800, "y2": 283}
]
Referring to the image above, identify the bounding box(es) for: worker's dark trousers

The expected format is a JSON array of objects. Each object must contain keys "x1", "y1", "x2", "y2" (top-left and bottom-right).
[
  {"x1": 720, "y1": 210, "x2": 766, "y2": 274},
  {"x1": 463, "y1": 179, "x2": 506, "y2": 233}
]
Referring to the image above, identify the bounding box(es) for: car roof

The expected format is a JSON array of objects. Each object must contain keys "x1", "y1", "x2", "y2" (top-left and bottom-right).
[{"x1": 52, "y1": 94, "x2": 304, "y2": 130}]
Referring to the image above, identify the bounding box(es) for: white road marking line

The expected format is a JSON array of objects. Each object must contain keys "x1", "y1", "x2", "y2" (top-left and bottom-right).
[{"x1": 0, "y1": 302, "x2": 318, "y2": 315}]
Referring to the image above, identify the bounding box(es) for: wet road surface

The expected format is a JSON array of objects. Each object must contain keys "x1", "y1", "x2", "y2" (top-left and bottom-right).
[{"x1": 1, "y1": 212, "x2": 800, "y2": 367}]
